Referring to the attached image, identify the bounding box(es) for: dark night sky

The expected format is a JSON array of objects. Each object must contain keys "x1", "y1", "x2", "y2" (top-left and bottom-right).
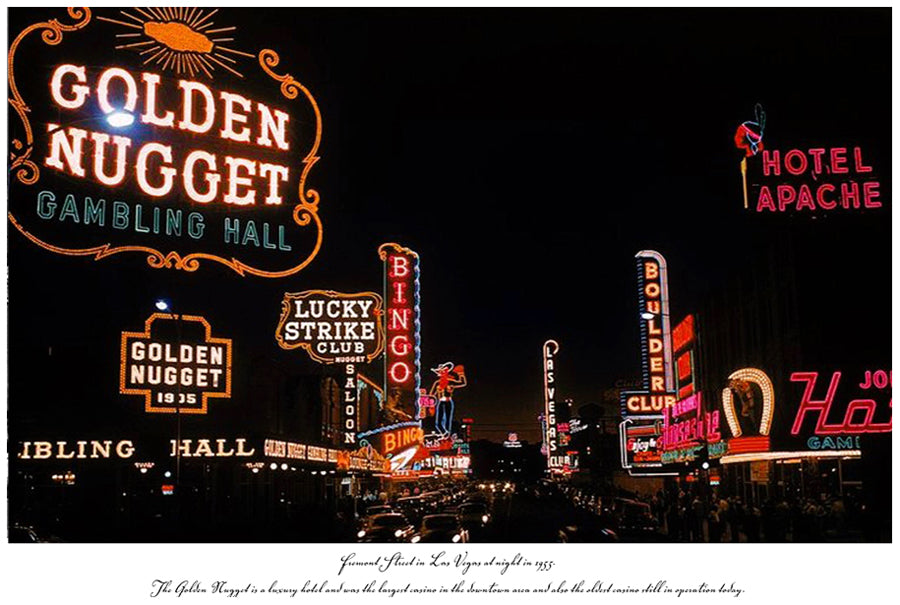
[{"x1": 6, "y1": 8, "x2": 892, "y2": 443}]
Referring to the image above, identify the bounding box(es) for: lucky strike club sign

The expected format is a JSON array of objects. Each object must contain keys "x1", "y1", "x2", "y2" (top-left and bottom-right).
[
  {"x1": 275, "y1": 290, "x2": 384, "y2": 364},
  {"x1": 8, "y1": 7, "x2": 323, "y2": 277},
  {"x1": 120, "y1": 313, "x2": 232, "y2": 414}
]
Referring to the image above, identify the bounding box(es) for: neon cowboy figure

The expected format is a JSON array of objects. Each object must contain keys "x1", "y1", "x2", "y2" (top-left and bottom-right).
[{"x1": 429, "y1": 362, "x2": 467, "y2": 436}]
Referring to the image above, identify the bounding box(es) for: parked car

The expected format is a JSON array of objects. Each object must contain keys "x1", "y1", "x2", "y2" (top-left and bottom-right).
[
  {"x1": 356, "y1": 513, "x2": 416, "y2": 543},
  {"x1": 411, "y1": 514, "x2": 469, "y2": 543}
]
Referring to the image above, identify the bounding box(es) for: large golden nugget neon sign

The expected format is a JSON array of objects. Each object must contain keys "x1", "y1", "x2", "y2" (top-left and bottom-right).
[{"x1": 8, "y1": 8, "x2": 323, "y2": 277}]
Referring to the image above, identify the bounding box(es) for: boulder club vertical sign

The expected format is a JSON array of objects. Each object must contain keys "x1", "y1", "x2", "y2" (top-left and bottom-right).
[
  {"x1": 619, "y1": 250, "x2": 678, "y2": 476},
  {"x1": 8, "y1": 7, "x2": 324, "y2": 277},
  {"x1": 275, "y1": 290, "x2": 384, "y2": 445}
]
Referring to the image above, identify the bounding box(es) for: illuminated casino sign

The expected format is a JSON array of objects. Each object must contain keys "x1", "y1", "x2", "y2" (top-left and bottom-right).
[
  {"x1": 672, "y1": 315, "x2": 696, "y2": 400},
  {"x1": 619, "y1": 417, "x2": 672, "y2": 471},
  {"x1": 120, "y1": 313, "x2": 232, "y2": 414},
  {"x1": 719, "y1": 367, "x2": 867, "y2": 465},
  {"x1": 275, "y1": 291, "x2": 384, "y2": 364},
  {"x1": 790, "y1": 370, "x2": 891, "y2": 436},
  {"x1": 8, "y1": 7, "x2": 324, "y2": 277},
  {"x1": 378, "y1": 243, "x2": 421, "y2": 427},
  {"x1": 735, "y1": 107, "x2": 884, "y2": 213},
  {"x1": 619, "y1": 250, "x2": 677, "y2": 476},
  {"x1": 660, "y1": 392, "x2": 722, "y2": 464},
  {"x1": 542, "y1": 340, "x2": 566, "y2": 469}
]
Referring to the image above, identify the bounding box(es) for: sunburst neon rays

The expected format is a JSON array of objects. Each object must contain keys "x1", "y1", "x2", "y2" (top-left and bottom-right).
[{"x1": 98, "y1": 7, "x2": 254, "y2": 79}]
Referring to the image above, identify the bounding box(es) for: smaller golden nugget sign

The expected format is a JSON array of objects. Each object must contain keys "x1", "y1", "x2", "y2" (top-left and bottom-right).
[
  {"x1": 121, "y1": 313, "x2": 232, "y2": 414},
  {"x1": 275, "y1": 290, "x2": 384, "y2": 364}
]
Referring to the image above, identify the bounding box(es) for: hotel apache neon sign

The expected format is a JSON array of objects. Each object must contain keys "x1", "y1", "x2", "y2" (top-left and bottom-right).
[
  {"x1": 8, "y1": 7, "x2": 324, "y2": 277},
  {"x1": 735, "y1": 106, "x2": 884, "y2": 213},
  {"x1": 120, "y1": 313, "x2": 232, "y2": 414}
]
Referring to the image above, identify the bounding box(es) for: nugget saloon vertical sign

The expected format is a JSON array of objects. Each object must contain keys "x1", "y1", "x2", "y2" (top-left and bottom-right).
[{"x1": 8, "y1": 7, "x2": 324, "y2": 277}]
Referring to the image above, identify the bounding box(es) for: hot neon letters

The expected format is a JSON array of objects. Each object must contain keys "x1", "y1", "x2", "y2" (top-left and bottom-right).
[{"x1": 790, "y1": 371, "x2": 892, "y2": 435}]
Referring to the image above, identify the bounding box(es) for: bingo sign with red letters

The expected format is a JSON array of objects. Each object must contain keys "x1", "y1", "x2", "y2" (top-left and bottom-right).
[{"x1": 8, "y1": 7, "x2": 324, "y2": 277}]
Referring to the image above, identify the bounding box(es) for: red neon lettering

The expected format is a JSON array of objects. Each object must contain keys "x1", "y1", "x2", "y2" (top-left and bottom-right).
[
  {"x1": 757, "y1": 186, "x2": 776, "y2": 212},
  {"x1": 816, "y1": 183, "x2": 836, "y2": 209},
  {"x1": 809, "y1": 148, "x2": 826, "y2": 174},
  {"x1": 644, "y1": 282, "x2": 660, "y2": 298},
  {"x1": 791, "y1": 371, "x2": 841, "y2": 435},
  {"x1": 761, "y1": 150, "x2": 780, "y2": 176},
  {"x1": 644, "y1": 261, "x2": 659, "y2": 280},
  {"x1": 830, "y1": 147, "x2": 848, "y2": 174},
  {"x1": 863, "y1": 182, "x2": 881, "y2": 208},
  {"x1": 646, "y1": 300, "x2": 661, "y2": 314},
  {"x1": 784, "y1": 149, "x2": 808, "y2": 175},
  {"x1": 853, "y1": 147, "x2": 873, "y2": 173},
  {"x1": 777, "y1": 185, "x2": 796, "y2": 211},
  {"x1": 796, "y1": 184, "x2": 815, "y2": 211},
  {"x1": 840, "y1": 182, "x2": 860, "y2": 209},
  {"x1": 790, "y1": 371, "x2": 892, "y2": 435}
]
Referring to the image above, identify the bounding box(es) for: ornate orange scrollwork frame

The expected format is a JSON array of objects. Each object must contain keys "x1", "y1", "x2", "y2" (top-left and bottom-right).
[{"x1": 7, "y1": 7, "x2": 324, "y2": 278}]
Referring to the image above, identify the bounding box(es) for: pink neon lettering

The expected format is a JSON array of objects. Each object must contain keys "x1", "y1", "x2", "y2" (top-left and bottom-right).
[
  {"x1": 756, "y1": 186, "x2": 776, "y2": 212},
  {"x1": 840, "y1": 182, "x2": 860, "y2": 209},
  {"x1": 761, "y1": 150, "x2": 780, "y2": 176},
  {"x1": 777, "y1": 185, "x2": 796, "y2": 211},
  {"x1": 809, "y1": 148, "x2": 826, "y2": 174},
  {"x1": 863, "y1": 182, "x2": 881, "y2": 208},
  {"x1": 816, "y1": 183, "x2": 836, "y2": 209},
  {"x1": 790, "y1": 371, "x2": 892, "y2": 435},
  {"x1": 830, "y1": 147, "x2": 848, "y2": 174},
  {"x1": 784, "y1": 149, "x2": 808, "y2": 175},
  {"x1": 853, "y1": 147, "x2": 873, "y2": 173},
  {"x1": 796, "y1": 184, "x2": 815, "y2": 211}
]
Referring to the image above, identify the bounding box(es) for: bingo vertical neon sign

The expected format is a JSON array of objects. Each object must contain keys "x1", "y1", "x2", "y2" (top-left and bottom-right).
[{"x1": 379, "y1": 243, "x2": 421, "y2": 428}]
